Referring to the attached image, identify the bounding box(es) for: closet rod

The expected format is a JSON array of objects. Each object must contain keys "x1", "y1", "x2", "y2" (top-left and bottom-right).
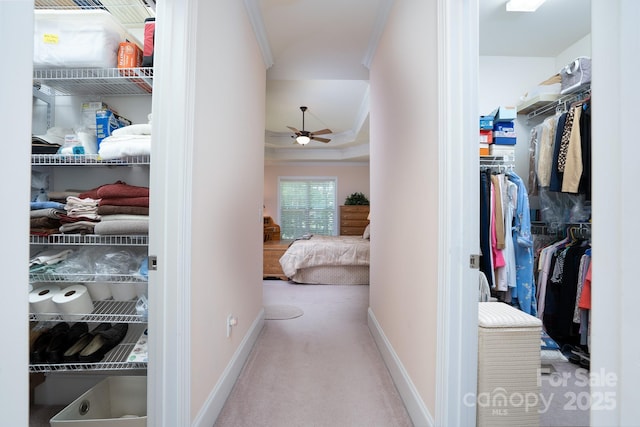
[{"x1": 526, "y1": 85, "x2": 591, "y2": 122}]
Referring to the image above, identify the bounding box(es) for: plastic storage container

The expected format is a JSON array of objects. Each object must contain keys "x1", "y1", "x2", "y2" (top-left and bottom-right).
[
  {"x1": 50, "y1": 376, "x2": 146, "y2": 426},
  {"x1": 34, "y1": 10, "x2": 129, "y2": 69}
]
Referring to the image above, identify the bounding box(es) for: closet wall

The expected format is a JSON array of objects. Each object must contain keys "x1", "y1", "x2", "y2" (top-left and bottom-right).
[{"x1": 479, "y1": 35, "x2": 592, "y2": 181}]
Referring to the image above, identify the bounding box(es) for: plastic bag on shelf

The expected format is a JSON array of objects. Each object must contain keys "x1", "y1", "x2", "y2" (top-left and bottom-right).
[{"x1": 94, "y1": 247, "x2": 147, "y2": 278}]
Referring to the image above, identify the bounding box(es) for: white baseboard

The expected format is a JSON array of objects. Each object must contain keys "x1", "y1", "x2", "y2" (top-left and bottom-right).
[
  {"x1": 368, "y1": 307, "x2": 435, "y2": 427},
  {"x1": 192, "y1": 308, "x2": 265, "y2": 427}
]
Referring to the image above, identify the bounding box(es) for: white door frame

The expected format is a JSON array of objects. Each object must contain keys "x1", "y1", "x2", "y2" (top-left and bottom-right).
[
  {"x1": 147, "y1": 0, "x2": 197, "y2": 425},
  {"x1": 435, "y1": 0, "x2": 479, "y2": 425}
]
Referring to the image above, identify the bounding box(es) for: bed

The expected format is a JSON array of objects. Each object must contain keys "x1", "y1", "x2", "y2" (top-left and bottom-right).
[{"x1": 279, "y1": 234, "x2": 370, "y2": 285}]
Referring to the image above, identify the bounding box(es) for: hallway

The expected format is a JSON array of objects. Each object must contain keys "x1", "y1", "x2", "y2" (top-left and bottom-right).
[{"x1": 213, "y1": 281, "x2": 413, "y2": 427}]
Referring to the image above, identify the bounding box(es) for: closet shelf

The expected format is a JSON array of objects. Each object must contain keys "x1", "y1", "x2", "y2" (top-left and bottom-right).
[
  {"x1": 32, "y1": 154, "x2": 150, "y2": 166},
  {"x1": 518, "y1": 84, "x2": 591, "y2": 121},
  {"x1": 516, "y1": 94, "x2": 561, "y2": 115},
  {"x1": 29, "y1": 323, "x2": 147, "y2": 373},
  {"x1": 30, "y1": 234, "x2": 148, "y2": 246},
  {"x1": 30, "y1": 300, "x2": 146, "y2": 324},
  {"x1": 35, "y1": 0, "x2": 155, "y2": 28},
  {"x1": 30, "y1": 273, "x2": 147, "y2": 283},
  {"x1": 34, "y1": 68, "x2": 153, "y2": 96}
]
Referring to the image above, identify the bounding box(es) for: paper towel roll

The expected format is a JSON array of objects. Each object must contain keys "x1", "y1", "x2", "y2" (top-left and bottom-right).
[
  {"x1": 52, "y1": 284, "x2": 94, "y2": 321},
  {"x1": 85, "y1": 282, "x2": 113, "y2": 301},
  {"x1": 109, "y1": 283, "x2": 137, "y2": 301},
  {"x1": 29, "y1": 285, "x2": 61, "y2": 320}
]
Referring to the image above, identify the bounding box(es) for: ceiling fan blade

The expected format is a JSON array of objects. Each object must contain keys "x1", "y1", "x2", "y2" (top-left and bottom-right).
[
  {"x1": 287, "y1": 126, "x2": 300, "y2": 134},
  {"x1": 310, "y1": 128, "x2": 332, "y2": 136},
  {"x1": 312, "y1": 136, "x2": 331, "y2": 143}
]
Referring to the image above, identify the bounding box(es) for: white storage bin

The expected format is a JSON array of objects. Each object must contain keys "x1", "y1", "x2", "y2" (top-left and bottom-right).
[
  {"x1": 477, "y1": 302, "x2": 542, "y2": 427},
  {"x1": 34, "y1": 10, "x2": 129, "y2": 69},
  {"x1": 50, "y1": 376, "x2": 146, "y2": 426}
]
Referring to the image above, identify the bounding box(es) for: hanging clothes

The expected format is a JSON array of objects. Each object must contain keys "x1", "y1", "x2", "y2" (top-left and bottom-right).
[
  {"x1": 507, "y1": 171, "x2": 537, "y2": 316},
  {"x1": 479, "y1": 169, "x2": 494, "y2": 289}
]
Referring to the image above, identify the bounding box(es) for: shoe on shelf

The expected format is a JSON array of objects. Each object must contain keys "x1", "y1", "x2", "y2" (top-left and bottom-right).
[
  {"x1": 62, "y1": 323, "x2": 111, "y2": 363},
  {"x1": 78, "y1": 323, "x2": 129, "y2": 364},
  {"x1": 30, "y1": 322, "x2": 69, "y2": 364},
  {"x1": 46, "y1": 322, "x2": 88, "y2": 364}
]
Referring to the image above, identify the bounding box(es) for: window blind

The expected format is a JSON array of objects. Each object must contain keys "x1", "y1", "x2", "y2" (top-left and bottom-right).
[{"x1": 278, "y1": 177, "x2": 337, "y2": 239}]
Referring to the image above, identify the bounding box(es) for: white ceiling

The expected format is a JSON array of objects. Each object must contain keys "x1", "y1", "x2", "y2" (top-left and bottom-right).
[{"x1": 254, "y1": 0, "x2": 591, "y2": 164}]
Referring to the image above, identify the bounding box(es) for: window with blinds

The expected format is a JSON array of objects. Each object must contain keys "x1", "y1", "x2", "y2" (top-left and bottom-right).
[{"x1": 278, "y1": 177, "x2": 337, "y2": 239}]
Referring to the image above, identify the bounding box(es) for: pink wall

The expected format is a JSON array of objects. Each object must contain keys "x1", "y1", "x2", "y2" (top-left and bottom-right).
[{"x1": 264, "y1": 163, "x2": 370, "y2": 225}]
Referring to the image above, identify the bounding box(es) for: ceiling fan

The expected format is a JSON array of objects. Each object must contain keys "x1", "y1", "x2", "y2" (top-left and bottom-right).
[{"x1": 287, "y1": 106, "x2": 332, "y2": 145}]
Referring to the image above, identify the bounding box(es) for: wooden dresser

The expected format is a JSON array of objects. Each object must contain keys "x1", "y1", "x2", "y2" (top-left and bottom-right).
[
  {"x1": 263, "y1": 240, "x2": 292, "y2": 280},
  {"x1": 339, "y1": 205, "x2": 370, "y2": 236}
]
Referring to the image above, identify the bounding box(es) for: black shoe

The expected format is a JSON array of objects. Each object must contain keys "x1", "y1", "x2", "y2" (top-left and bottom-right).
[
  {"x1": 30, "y1": 323, "x2": 69, "y2": 364},
  {"x1": 63, "y1": 323, "x2": 111, "y2": 363},
  {"x1": 46, "y1": 322, "x2": 88, "y2": 364},
  {"x1": 78, "y1": 323, "x2": 128, "y2": 363}
]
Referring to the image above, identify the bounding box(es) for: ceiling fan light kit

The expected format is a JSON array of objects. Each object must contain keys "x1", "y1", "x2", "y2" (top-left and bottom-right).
[
  {"x1": 296, "y1": 135, "x2": 311, "y2": 145},
  {"x1": 288, "y1": 106, "x2": 333, "y2": 145}
]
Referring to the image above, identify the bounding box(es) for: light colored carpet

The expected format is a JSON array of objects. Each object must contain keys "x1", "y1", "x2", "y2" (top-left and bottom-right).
[
  {"x1": 264, "y1": 304, "x2": 304, "y2": 320},
  {"x1": 214, "y1": 281, "x2": 413, "y2": 427}
]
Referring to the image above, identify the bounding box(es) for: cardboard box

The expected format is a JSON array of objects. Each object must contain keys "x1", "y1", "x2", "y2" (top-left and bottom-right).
[
  {"x1": 493, "y1": 106, "x2": 517, "y2": 122},
  {"x1": 490, "y1": 145, "x2": 516, "y2": 156},
  {"x1": 493, "y1": 137, "x2": 517, "y2": 145},
  {"x1": 493, "y1": 121, "x2": 515, "y2": 132},
  {"x1": 480, "y1": 130, "x2": 493, "y2": 144},
  {"x1": 494, "y1": 130, "x2": 517, "y2": 138},
  {"x1": 118, "y1": 42, "x2": 142, "y2": 69},
  {"x1": 96, "y1": 109, "x2": 131, "y2": 148},
  {"x1": 479, "y1": 116, "x2": 494, "y2": 130},
  {"x1": 479, "y1": 143, "x2": 490, "y2": 156}
]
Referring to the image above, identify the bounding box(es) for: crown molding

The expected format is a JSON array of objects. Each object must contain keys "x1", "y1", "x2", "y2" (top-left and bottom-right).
[
  {"x1": 243, "y1": 0, "x2": 274, "y2": 68},
  {"x1": 362, "y1": 0, "x2": 395, "y2": 69}
]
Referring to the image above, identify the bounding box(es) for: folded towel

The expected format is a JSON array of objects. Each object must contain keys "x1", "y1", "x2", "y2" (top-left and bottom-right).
[
  {"x1": 59, "y1": 221, "x2": 97, "y2": 234},
  {"x1": 29, "y1": 249, "x2": 73, "y2": 266},
  {"x1": 30, "y1": 208, "x2": 66, "y2": 219},
  {"x1": 98, "y1": 197, "x2": 149, "y2": 207},
  {"x1": 78, "y1": 181, "x2": 126, "y2": 200},
  {"x1": 96, "y1": 182, "x2": 149, "y2": 199},
  {"x1": 100, "y1": 214, "x2": 150, "y2": 222},
  {"x1": 97, "y1": 205, "x2": 149, "y2": 216},
  {"x1": 66, "y1": 196, "x2": 100, "y2": 207},
  {"x1": 31, "y1": 201, "x2": 66, "y2": 210},
  {"x1": 94, "y1": 219, "x2": 149, "y2": 235},
  {"x1": 30, "y1": 217, "x2": 61, "y2": 229},
  {"x1": 98, "y1": 135, "x2": 151, "y2": 160},
  {"x1": 112, "y1": 123, "x2": 152, "y2": 136}
]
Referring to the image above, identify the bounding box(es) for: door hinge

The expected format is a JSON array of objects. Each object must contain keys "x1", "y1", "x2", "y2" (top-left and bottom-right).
[
  {"x1": 469, "y1": 254, "x2": 480, "y2": 269},
  {"x1": 148, "y1": 255, "x2": 158, "y2": 271}
]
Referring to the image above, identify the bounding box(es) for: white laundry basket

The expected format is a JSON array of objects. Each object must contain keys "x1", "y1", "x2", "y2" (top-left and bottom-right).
[
  {"x1": 49, "y1": 376, "x2": 146, "y2": 426},
  {"x1": 477, "y1": 302, "x2": 542, "y2": 427}
]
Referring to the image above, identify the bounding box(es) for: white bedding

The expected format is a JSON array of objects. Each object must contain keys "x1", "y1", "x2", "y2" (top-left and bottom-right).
[{"x1": 279, "y1": 235, "x2": 370, "y2": 279}]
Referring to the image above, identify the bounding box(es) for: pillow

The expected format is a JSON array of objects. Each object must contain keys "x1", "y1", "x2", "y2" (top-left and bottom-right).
[{"x1": 362, "y1": 224, "x2": 370, "y2": 239}]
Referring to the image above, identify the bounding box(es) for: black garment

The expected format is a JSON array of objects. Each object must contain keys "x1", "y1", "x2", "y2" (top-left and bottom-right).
[
  {"x1": 549, "y1": 113, "x2": 567, "y2": 192},
  {"x1": 479, "y1": 169, "x2": 494, "y2": 289},
  {"x1": 578, "y1": 102, "x2": 591, "y2": 200}
]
